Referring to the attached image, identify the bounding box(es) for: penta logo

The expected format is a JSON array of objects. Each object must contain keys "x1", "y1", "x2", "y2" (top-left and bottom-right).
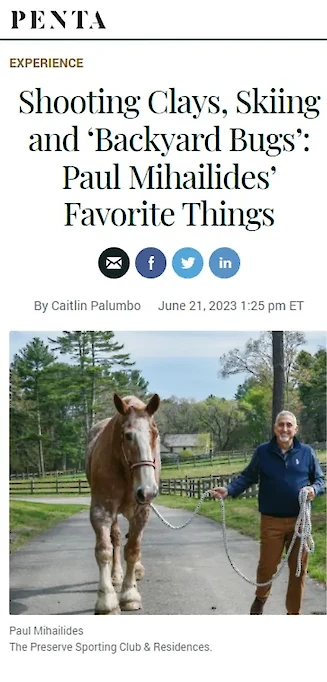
[{"x1": 11, "y1": 11, "x2": 106, "y2": 29}]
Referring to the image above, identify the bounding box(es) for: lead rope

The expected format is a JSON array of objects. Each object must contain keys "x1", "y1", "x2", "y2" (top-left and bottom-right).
[{"x1": 150, "y1": 488, "x2": 314, "y2": 587}]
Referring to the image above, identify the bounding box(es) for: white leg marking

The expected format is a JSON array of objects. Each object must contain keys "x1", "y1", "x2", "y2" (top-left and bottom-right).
[{"x1": 95, "y1": 561, "x2": 120, "y2": 614}]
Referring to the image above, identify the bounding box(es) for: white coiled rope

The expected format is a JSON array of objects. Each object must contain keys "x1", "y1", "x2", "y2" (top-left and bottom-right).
[{"x1": 150, "y1": 488, "x2": 314, "y2": 587}]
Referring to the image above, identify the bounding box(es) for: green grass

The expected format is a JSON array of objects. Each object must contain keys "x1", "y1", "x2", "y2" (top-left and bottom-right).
[
  {"x1": 10, "y1": 501, "x2": 89, "y2": 552},
  {"x1": 160, "y1": 460, "x2": 248, "y2": 479},
  {"x1": 154, "y1": 493, "x2": 326, "y2": 584}
]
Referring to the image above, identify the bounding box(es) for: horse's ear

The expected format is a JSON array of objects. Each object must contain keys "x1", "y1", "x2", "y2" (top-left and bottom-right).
[
  {"x1": 146, "y1": 393, "x2": 160, "y2": 416},
  {"x1": 114, "y1": 393, "x2": 127, "y2": 415}
]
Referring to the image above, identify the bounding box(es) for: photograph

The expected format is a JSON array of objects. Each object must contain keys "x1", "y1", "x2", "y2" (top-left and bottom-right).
[{"x1": 9, "y1": 330, "x2": 326, "y2": 616}]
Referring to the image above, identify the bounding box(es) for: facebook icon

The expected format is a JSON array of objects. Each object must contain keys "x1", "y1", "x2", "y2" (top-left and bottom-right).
[{"x1": 135, "y1": 248, "x2": 166, "y2": 278}]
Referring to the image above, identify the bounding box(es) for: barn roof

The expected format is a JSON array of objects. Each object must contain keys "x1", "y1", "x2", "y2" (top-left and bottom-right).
[{"x1": 162, "y1": 434, "x2": 210, "y2": 447}]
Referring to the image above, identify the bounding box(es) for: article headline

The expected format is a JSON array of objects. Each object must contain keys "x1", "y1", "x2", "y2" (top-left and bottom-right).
[{"x1": 17, "y1": 86, "x2": 322, "y2": 230}]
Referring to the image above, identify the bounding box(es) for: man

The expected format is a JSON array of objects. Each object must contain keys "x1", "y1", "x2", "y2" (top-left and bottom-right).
[{"x1": 211, "y1": 411, "x2": 325, "y2": 615}]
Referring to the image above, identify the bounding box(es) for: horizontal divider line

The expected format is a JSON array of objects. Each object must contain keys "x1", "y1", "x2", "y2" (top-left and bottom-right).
[{"x1": 1, "y1": 37, "x2": 326, "y2": 42}]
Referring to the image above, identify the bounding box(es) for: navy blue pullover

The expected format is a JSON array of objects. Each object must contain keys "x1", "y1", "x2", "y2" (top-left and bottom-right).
[{"x1": 227, "y1": 437, "x2": 325, "y2": 517}]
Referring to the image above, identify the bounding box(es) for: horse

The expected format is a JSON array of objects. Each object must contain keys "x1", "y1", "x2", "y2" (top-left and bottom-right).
[{"x1": 86, "y1": 392, "x2": 161, "y2": 615}]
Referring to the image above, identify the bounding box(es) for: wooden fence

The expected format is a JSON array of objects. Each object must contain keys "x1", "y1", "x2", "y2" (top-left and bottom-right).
[
  {"x1": 159, "y1": 474, "x2": 259, "y2": 499},
  {"x1": 10, "y1": 478, "x2": 90, "y2": 495},
  {"x1": 8, "y1": 474, "x2": 254, "y2": 498},
  {"x1": 10, "y1": 463, "x2": 326, "y2": 498}
]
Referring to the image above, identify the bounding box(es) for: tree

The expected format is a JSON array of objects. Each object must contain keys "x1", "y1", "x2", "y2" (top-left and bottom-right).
[
  {"x1": 196, "y1": 396, "x2": 246, "y2": 451},
  {"x1": 239, "y1": 383, "x2": 272, "y2": 445},
  {"x1": 49, "y1": 331, "x2": 135, "y2": 441},
  {"x1": 37, "y1": 362, "x2": 85, "y2": 471},
  {"x1": 272, "y1": 331, "x2": 285, "y2": 431},
  {"x1": 11, "y1": 338, "x2": 56, "y2": 475},
  {"x1": 295, "y1": 349, "x2": 326, "y2": 443},
  {"x1": 155, "y1": 397, "x2": 199, "y2": 436},
  {"x1": 94, "y1": 369, "x2": 149, "y2": 421},
  {"x1": 219, "y1": 331, "x2": 305, "y2": 391},
  {"x1": 10, "y1": 333, "x2": 151, "y2": 475},
  {"x1": 10, "y1": 366, "x2": 37, "y2": 474}
]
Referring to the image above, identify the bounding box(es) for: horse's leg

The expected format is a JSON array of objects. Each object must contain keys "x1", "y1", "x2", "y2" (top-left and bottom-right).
[
  {"x1": 120, "y1": 507, "x2": 149, "y2": 611},
  {"x1": 125, "y1": 533, "x2": 144, "y2": 580},
  {"x1": 111, "y1": 518, "x2": 123, "y2": 591},
  {"x1": 135, "y1": 561, "x2": 145, "y2": 580},
  {"x1": 90, "y1": 504, "x2": 120, "y2": 615}
]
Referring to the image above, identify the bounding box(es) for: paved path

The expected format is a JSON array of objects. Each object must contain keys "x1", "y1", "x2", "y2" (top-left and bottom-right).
[{"x1": 10, "y1": 499, "x2": 326, "y2": 615}]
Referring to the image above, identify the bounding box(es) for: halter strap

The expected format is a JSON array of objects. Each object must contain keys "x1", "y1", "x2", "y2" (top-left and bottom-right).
[{"x1": 130, "y1": 460, "x2": 156, "y2": 470}]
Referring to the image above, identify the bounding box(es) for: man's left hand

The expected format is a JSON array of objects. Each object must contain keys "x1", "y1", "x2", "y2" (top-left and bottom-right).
[{"x1": 303, "y1": 486, "x2": 316, "y2": 501}]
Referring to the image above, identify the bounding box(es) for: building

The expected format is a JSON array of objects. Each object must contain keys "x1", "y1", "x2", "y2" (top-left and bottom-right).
[{"x1": 160, "y1": 433, "x2": 211, "y2": 456}]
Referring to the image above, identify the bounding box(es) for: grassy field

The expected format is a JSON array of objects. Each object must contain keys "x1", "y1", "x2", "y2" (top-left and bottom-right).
[
  {"x1": 154, "y1": 493, "x2": 327, "y2": 584},
  {"x1": 10, "y1": 501, "x2": 89, "y2": 552},
  {"x1": 161, "y1": 452, "x2": 327, "y2": 479}
]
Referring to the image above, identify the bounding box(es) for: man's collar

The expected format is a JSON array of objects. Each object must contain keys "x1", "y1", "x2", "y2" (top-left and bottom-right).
[{"x1": 270, "y1": 435, "x2": 301, "y2": 453}]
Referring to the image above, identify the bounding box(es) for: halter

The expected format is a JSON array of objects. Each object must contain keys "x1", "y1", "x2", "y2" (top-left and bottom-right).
[{"x1": 121, "y1": 432, "x2": 156, "y2": 471}]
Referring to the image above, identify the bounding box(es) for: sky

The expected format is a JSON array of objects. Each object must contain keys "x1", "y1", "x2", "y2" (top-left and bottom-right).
[{"x1": 9, "y1": 331, "x2": 326, "y2": 401}]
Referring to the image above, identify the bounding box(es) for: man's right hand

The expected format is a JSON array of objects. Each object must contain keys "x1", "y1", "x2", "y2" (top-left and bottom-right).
[{"x1": 210, "y1": 487, "x2": 228, "y2": 499}]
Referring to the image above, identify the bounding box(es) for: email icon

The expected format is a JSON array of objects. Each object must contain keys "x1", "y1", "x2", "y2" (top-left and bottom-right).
[
  {"x1": 106, "y1": 257, "x2": 122, "y2": 269},
  {"x1": 98, "y1": 248, "x2": 130, "y2": 278}
]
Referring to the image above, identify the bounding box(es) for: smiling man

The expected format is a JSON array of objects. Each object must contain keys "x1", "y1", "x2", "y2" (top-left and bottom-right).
[{"x1": 211, "y1": 410, "x2": 325, "y2": 615}]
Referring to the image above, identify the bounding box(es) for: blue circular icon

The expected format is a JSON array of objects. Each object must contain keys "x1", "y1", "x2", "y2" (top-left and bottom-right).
[
  {"x1": 135, "y1": 248, "x2": 166, "y2": 278},
  {"x1": 172, "y1": 248, "x2": 203, "y2": 278},
  {"x1": 209, "y1": 248, "x2": 240, "y2": 278}
]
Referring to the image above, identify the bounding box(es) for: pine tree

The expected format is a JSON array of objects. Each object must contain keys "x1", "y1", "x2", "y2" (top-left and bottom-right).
[
  {"x1": 49, "y1": 331, "x2": 135, "y2": 439},
  {"x1": 11, "y1": 338, "x2": 55, "y2": 475}
]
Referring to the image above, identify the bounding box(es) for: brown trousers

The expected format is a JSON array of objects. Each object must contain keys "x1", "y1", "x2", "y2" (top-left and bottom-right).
[{"x1": 255, "y1": 514, "x2": 308, "y2": 614}]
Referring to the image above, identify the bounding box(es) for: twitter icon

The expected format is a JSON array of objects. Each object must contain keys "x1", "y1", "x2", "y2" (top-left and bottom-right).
[{"x1": 172, "y1": 248, "x2": 203, "y2": 278}]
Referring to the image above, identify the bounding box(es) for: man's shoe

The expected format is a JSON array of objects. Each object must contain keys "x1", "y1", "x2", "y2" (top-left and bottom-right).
[{"x1": 250, "y1": 597, "x2": 266, "y2": 615}]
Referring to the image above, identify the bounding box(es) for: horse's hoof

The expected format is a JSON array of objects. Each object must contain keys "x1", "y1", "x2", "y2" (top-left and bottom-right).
[
  {"x1": 120, "y1": 586, "x2": 141, "y2": 611},
  {"x1": 95, "y1": 593, "x2": 120, "y2": 615},
  {"x1": 94, "y1": 606, "x2": 121, "y2": 615},
  {"x1": 120, "y1": 601, "x2": 142, "y2": 611}
]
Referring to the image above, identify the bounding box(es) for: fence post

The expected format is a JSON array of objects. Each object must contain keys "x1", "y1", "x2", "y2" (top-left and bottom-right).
[
  {"x1": 78, "y1": 479, "x2": 82, "y2": 495},
  {"x1": 30, "y1": 479, "x2": 34, "y2": 494},
  {"x1": 197, "y1": 479, "x2": 201, "y2": 499}
]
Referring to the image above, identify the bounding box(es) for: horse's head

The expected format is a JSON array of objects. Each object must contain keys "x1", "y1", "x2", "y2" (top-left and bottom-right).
[{"x1": 114, "y1": 393, "x2": 161, "y2": 504}]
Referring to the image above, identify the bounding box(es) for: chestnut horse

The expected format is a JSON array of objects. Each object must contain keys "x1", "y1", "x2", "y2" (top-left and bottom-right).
[{"x1": 86, "y1": 393, "x2": 161, "y2": 615}]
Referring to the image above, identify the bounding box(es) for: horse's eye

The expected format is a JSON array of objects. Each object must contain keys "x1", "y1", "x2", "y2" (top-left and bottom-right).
[{"x1": 125, "y1": 432, "x2": 133, "y2": 441}]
